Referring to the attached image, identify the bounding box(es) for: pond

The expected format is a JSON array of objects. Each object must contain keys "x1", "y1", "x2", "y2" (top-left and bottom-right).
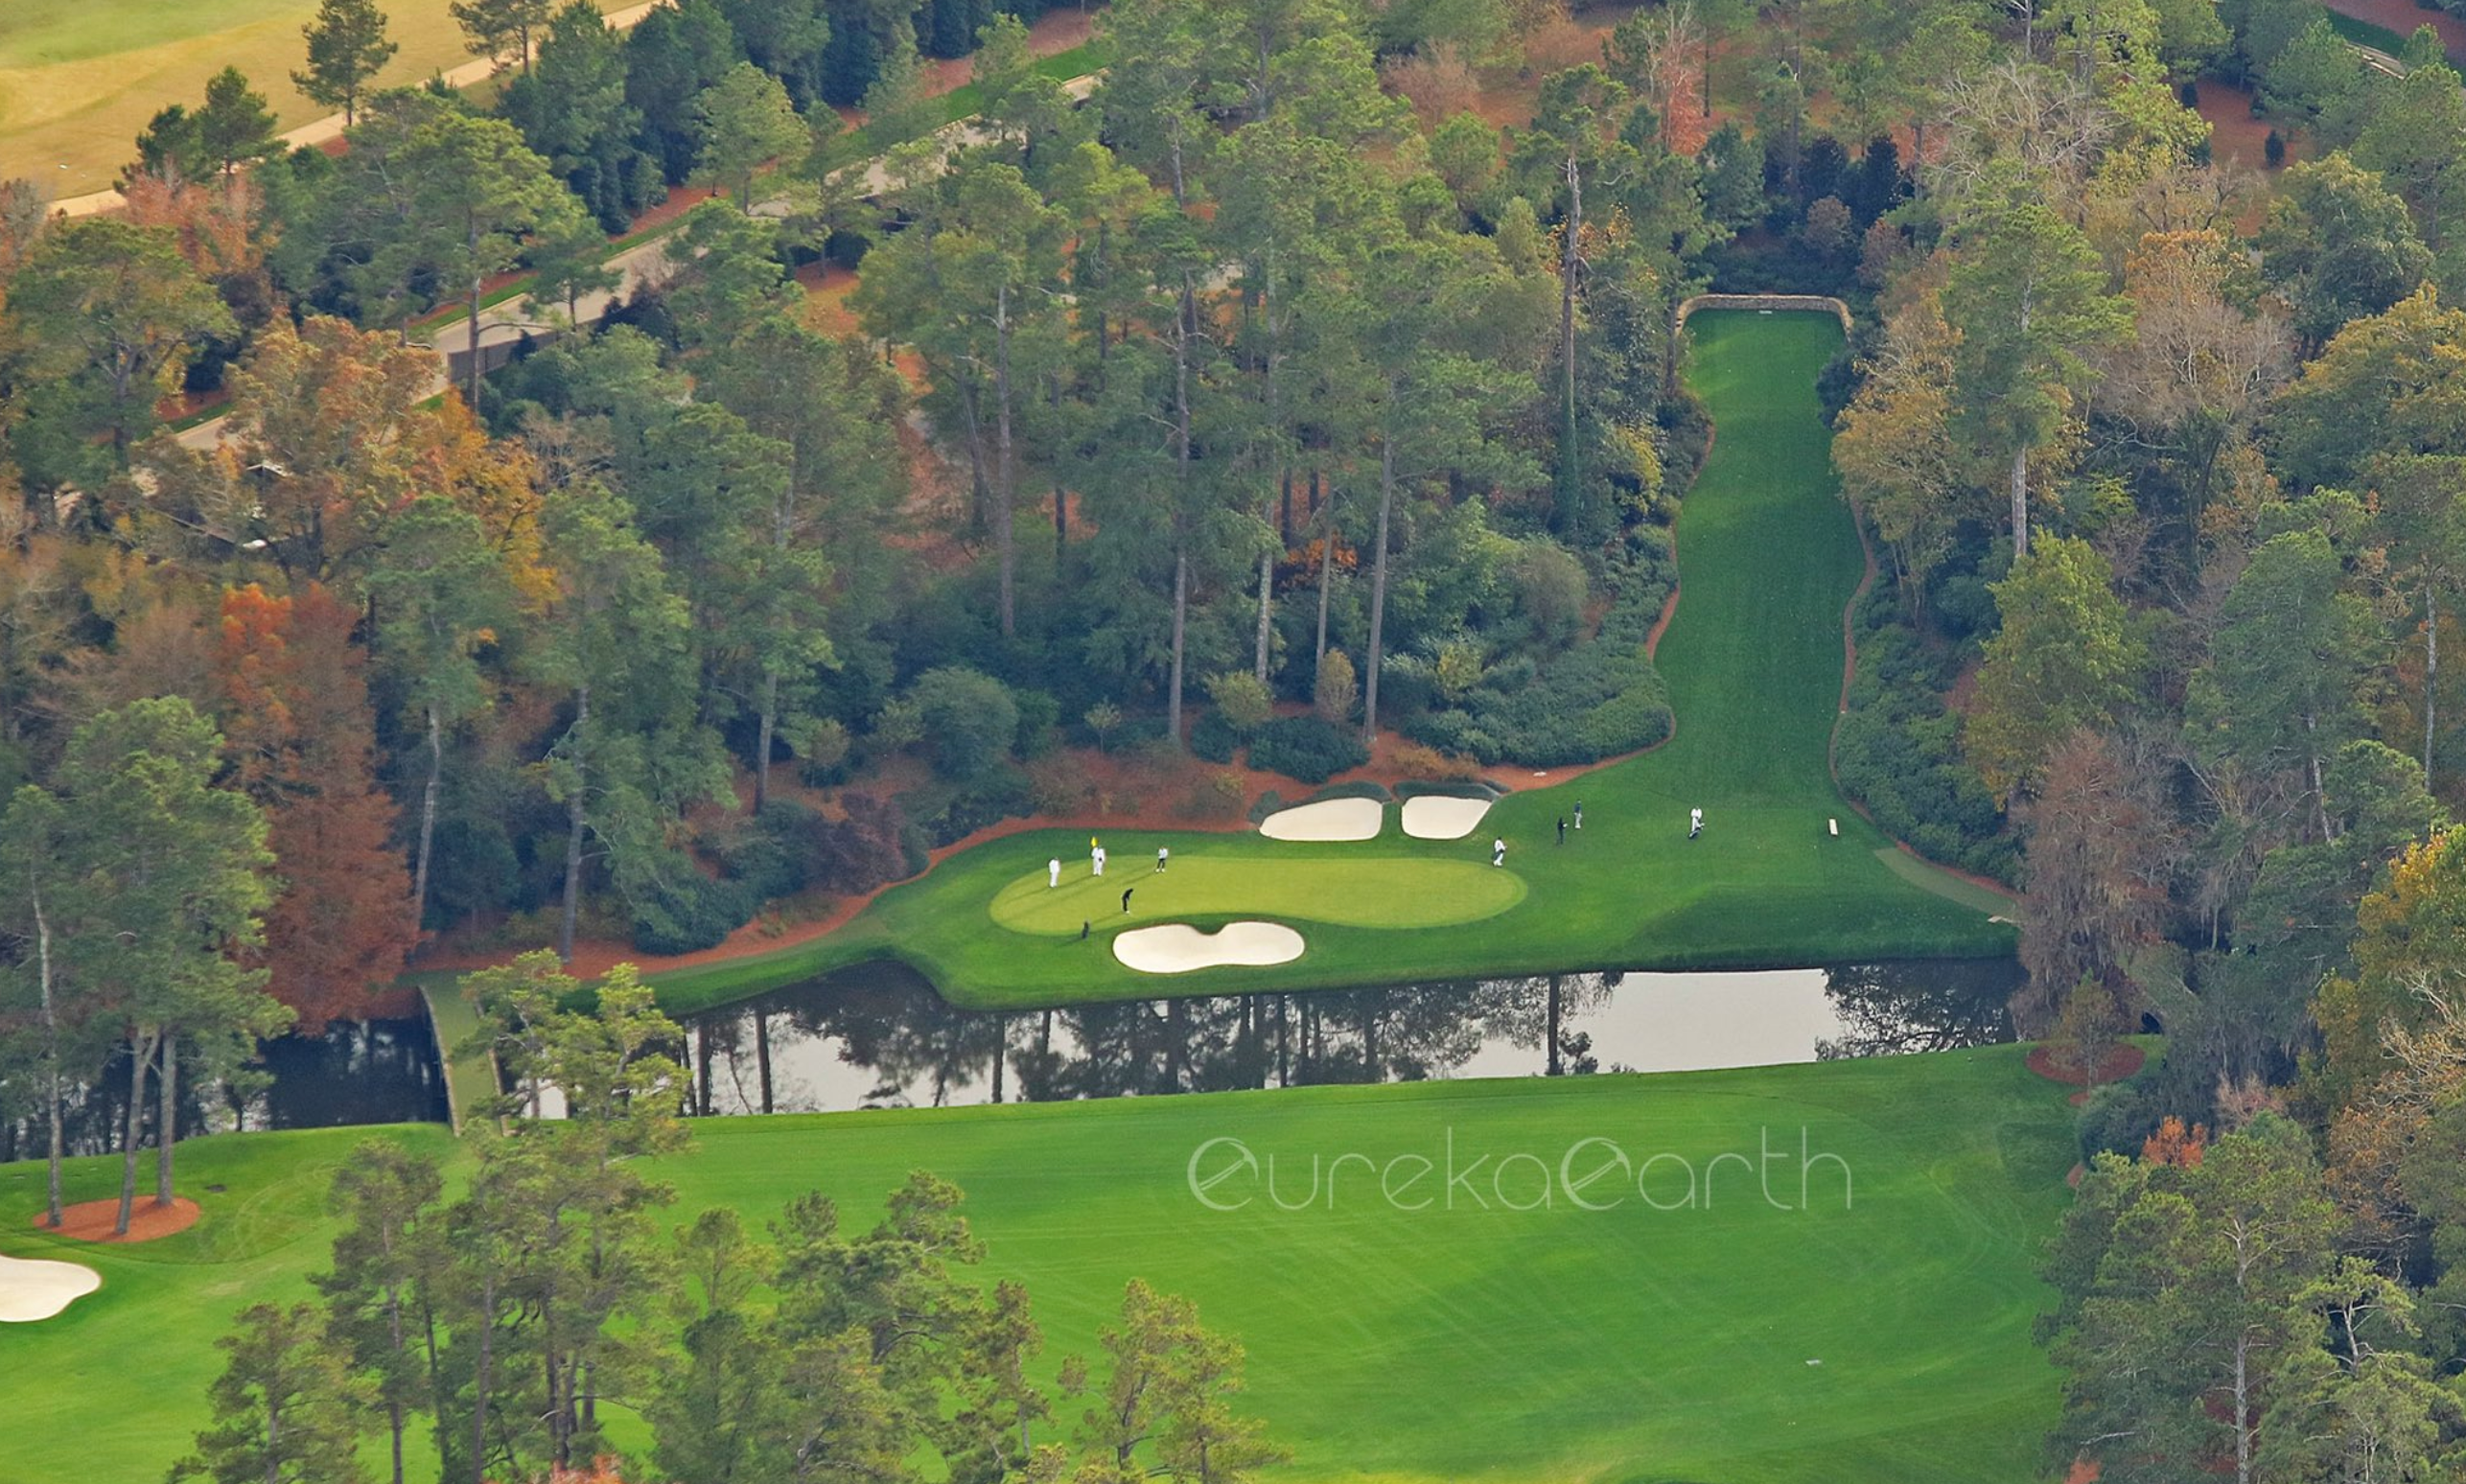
[
  {"x1": 0, "y1": 959, "x2": 2020, "y2": 1155},
  {"x1": 670, "y1": 958, "x2": 2022, "y2": 1115}
]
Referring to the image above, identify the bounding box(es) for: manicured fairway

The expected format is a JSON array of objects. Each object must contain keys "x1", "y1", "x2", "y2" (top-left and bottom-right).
[
  {"x1": 0, "y1": 1045, "x2": 2072, "y2": 1483},
  {"x1": 990, "y1": 855, "x2": 1526, "y2": 933},
  {"x1": 645, "y1": 312, "x2": 2015, "y2": 1016},
  {"x1": 0, "y1": 0, "x2": 636, "y2": 195}
]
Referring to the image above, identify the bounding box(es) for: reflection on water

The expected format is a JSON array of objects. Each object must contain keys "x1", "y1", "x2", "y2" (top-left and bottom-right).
[
  {"x1": 676, "y1": 959, "x2": 2022, "y2": 1115},
  {"x1": 0, "y1": 1017, "x2": 448, "y2": 1161},
  {"x1": 0, "y1": 962, "x2": 2018, "y2": 1150}
]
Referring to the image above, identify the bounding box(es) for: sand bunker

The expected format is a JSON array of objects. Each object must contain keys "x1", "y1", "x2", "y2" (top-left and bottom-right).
[
  {"x1": 1114, "y1": 921, "x2": 1306, "y2": 973},
  {"x1": 1401, "y1": 795, "x2": 1493, "y2": 840},
  {"x1": 0, "y1": 1253, "x2": 101, "y2": 1323},
  {"x1": 1258, "y1": 797, "x2": 1384, "y2": 841}
]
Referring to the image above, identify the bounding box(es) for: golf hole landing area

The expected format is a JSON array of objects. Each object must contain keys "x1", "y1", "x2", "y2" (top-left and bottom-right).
[
  {"x1": 1114, "y1": 920, "x2": 1305, "y2": 972},
  {"x1": 0, "y1": 1253, "x2": 102, "y2": 1322},
  {"x1": 990, "y1": 856, "x2": 1525, "y2": 934},
  {"x1": 1258, "y1": 797, "x2": 1384, "y2": 840},
  {"x1": 1401, "y1": 794, "x2": 1494, "y2": 839}
]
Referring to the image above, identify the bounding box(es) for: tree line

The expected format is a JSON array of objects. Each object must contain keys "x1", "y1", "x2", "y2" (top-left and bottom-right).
[{"x1": 170, "y1": 955, "x2": 1280, "y2": 1484}]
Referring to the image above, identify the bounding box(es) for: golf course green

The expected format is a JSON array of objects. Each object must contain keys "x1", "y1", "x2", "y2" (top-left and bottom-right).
[
  {"x1": 990, "y1": 855, "x2": 1526, "y2": 933},
  {"x1": 643, "y1": 310, "x2": 2015, "y2": 1016},
  {"x1": 0, "y1": 1044, "x2": 2072, "y2": 1483}
]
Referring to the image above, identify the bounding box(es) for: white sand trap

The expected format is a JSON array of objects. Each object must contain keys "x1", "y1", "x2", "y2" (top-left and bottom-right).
[
  {"x1": 1258, "y1": 797, "x2": 1384, "y2": 841},
  {"x1": 1401, "y1": 794, "x2": 1493, "y2": 840},
  {"x1": 0, "y1": 1253, "x2": 102, "y2": 1323},
  {"x1": 1115, "y1": 921, "x2": 1305, "y2": 973}
]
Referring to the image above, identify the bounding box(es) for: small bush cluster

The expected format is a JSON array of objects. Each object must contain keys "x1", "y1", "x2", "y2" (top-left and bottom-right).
[
  {"x1": 1831, "y1": 596, "x2": 2016, "y2": 883},
  {"x1": 897, "y1": 766, "x2": 1037, "y2": 848},
  {"x1": 1247, "y1": 715, "x2": 1370, "y2": 784},
  {"x1": 1404, "y1": 576, "x2": 1675, "y2": 767}
]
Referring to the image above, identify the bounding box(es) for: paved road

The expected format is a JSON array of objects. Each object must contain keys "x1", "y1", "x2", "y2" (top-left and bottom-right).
[{"x1": 174, "y1": 69, "x2": 1101, "y2": 452}]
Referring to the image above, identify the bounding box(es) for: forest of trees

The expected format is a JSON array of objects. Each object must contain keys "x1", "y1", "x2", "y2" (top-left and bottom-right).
[
  {"x1": 163, "y1": 956, "x2": 1279, "y2": 1484},
  {"x1": 16, "y1": 0, "x2": 2466, "y2": 1472}
]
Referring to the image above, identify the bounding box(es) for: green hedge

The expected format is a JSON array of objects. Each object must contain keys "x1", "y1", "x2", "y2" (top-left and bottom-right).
[
  {"x1": 1248, "y1": 716, "x2": 1369, "y2": 784},
  {"x1": 1832, "y1": 599, "x2": 2017, "y2": 884}
]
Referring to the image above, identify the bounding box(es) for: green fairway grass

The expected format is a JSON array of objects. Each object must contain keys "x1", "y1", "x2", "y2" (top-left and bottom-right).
[
  {"x1": 640, "y1": 311, "x2": 2015, "y2": 1017},
  {"x1": 0, "y1": 0, "x2": 639, "y2": 195},
  {"x1": 0, "y1": 1045, "x2": 2071, "y2": 1483},
  {"x1": 991, "y1": 854, "x2": 1526, "y2": 933}
]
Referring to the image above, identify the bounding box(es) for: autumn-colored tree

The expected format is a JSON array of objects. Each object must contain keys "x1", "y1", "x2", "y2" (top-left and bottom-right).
[
  {"x1": 2016, "y1": 729, "x2": 2175, "y2": 1024},
  {"x1": 407, "y1": 398, "x2": 556, "y2": 608},
  {"x1": 218, "y1": 584, "x2": 419, "y2": 1031},
  {"x1": 2142, "y1": 1115, "x2": 2209, "y2": 1168},
  {"x1": 2311, "y1": 827, "x2": 2466, "y2": 1115},
  {"x1": 211, "y1": 315, "x2": 436, "y2": 581}
]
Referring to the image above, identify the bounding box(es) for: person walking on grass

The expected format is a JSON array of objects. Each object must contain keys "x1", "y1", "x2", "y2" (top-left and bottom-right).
[
  {"x1": 1493, "y1": 837, "x2": 1506, "y2": 867},
  {"x1": 1574, "y1": 800, "x2": 1583, "y2": 830},
  {"x1": 1688, "y1": 806, "x2": 1703, "y2": 840},
  {"x1": 1092, "y1": 840, "x2": 1105, "y2": 876},
  {"x1": 1557, "y1": 817, "x2": 1567, "y2": 846},
  {"x1": 1122, "y1": 887, "x2": 1134, "y2": 914},
  {"x1": 1049, "y1": 857, "x2": 1061, "y2": 888},
  {"x1": 1156, "y1": 846, "x2": 1169, "y2": 872}
]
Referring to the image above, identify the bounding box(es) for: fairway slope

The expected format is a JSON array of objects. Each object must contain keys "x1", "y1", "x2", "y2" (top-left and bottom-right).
[{"x1": 0, "y1": 1046, "x2": 2069, "y2": 1484}]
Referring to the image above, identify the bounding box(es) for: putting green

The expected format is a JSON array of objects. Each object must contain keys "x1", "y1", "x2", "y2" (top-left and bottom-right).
[{"x1": 991, "y1": 855, "x2": 1525, "y2": 933}]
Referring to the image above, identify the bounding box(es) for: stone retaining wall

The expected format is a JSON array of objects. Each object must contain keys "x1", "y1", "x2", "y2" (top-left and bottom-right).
[{"x1": 1674, "y1": 293, "x2": 1854, "y2": 336}]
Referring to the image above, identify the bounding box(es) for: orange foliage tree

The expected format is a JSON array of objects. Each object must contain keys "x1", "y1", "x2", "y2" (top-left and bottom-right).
[
  {"x1": 2141, "y1": 1116, "x2": 2209, "y2": 1168},
  {"x1": 218, "y1": 582, "x2": 419, "y2": 1030}
]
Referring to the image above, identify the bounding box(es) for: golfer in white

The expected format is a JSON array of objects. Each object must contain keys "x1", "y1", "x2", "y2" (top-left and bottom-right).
[
  {"x1": 1492, "y1": 837, "x2": 1506, "y2": 867},
  {"x1": 1093, "y1": 846, "x2": 1106, "y2": 876},
  {"x1": 1688, "y1": 806, "x2": 1703, "y2": 839},
  {"x1": 1048, "y1": 858, "x2": 1061, "y2": 888}
]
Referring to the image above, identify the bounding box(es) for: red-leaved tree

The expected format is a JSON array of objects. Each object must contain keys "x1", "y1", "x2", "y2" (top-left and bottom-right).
[{"x1": 218, "y1": 583, "x2": 420, "y2": 1030}]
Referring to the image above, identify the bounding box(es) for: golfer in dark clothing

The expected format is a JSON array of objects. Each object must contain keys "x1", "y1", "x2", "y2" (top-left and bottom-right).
[
  {"x1": 1122, "y1": 888, "x2": 1134, "y2": 914},
  {"x1": 1557, "y1": 817, "x2": 1567, "y2": 845},
  {"x1": 1080, "y1": 920, "x2": 1090, "y2": 940}
]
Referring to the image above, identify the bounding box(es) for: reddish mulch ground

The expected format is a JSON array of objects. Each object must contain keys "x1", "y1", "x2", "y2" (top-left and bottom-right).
[
  {"x1": 33, "y1": 1195, "x2": 199, "y2": 1244},
  {"x1": 2194, "y1": 79, "x2": 2288, "y2": 175},
  {"x1": 2027, "y1": 1042, "x2": 2148, "y2": 1087}
]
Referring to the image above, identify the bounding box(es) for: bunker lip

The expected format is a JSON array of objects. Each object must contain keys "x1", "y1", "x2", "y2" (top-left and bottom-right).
[
  {"x1": 1401, "y1": 795, "x2": 1494, "y2": 840},
  {"x1": 1257, "y1": 798, "x2": 1384, "y2": 841},
  {"x1": 0, "y1": 1253, "x2": 103, "y2": 1323},
  {"x1": 1114, "y1": 921, "x2": 1306, "y2": 973}
]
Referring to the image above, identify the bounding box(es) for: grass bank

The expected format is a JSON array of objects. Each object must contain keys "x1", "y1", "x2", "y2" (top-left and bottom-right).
[
  {"x1": 0, "y1": 1043, "x2": 2071, "y2": 1483},
  {"x1": 639, "y1": 311, "x2": 2013, "y2": 1018}
]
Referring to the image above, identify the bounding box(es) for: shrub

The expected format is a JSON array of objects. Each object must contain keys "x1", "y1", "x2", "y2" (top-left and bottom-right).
[
  {"x1": 719, "y1": 800, "x2": 824, "y2": 902},
  {"x1": 1248, "y1": 715, "x2": 1369, "y2": 784},
  {"x1": 1314, "y1": 650, "x2": 1358, "y2": 724},
  {"x1": 908, "y1": 666, "x2": 1018, "y2": 780},
  {"x1": 631, "y1": 872, "x2": 756, "y2": 956},
  {"x1": 1177, "y1": 770, "x2": 1248, "y2": 820},
  {"x1": 1189, "y1": 708, "x2": 1242, "y2": 764},
  {"x1": 1508, "y1": 543, "x2": 1589, "y2": 650},
  {"x1": 2264, "y1": 128, "x2": 2286, "y2": 168},
  {"x1": 1013, "y1": 688, "x2": 1060, "y2": 760},
  {"x1": 1204, "y1": 670, "x2": 1275, "y2": 734},
  {"x1": 901, "y1": 766, "x2": 1036, "y2": 847},
  {"x1": 1026, "y1": 754, "x2": 1097, "y2": 817},
  {"x1": 1391, "y1": 741, "x2": 1485, "y2": 782},
  {"x1": 1247, "y1": 788, "x2": 1286, "y2": 823},
  {"x1": 808, "y1": 791, "x2": 915, "y2": 896},
  {"x1": 1083, "y1": 700, "x2": 1124, "y2": 752}
]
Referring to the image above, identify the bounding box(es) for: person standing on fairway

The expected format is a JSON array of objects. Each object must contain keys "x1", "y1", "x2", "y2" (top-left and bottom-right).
[
  {"x1": 1122, "y1": 887, "x2": 1134, "y2": 914},
  {"x1": 1688, "y1": 806, "x2": 1703, "y2": 839},
  {"x1": 1557, "y1": 817, "x2": 1567, "y2": 846},
  {"x1": 1574, "y1": 800, "x2": 1583, "y2": 830},
  {"x1": 1493, "y1": 837, "x2": 1506, "y2": 867},
  {"x1": 1156, "y1": 846, "x2": 1169, "y2": 872},
  {"x1": 1092, "y1": 840, "x2": 1105, "y2": 876},
  {"x1": 1048, "y1": 857, "x2": 1061, "y2": 888}
]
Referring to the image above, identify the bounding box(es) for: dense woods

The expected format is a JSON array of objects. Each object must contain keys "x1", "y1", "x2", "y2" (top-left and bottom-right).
[{"x1": 20, "y1": 0, "x2": 2466, "y2": 1473}]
